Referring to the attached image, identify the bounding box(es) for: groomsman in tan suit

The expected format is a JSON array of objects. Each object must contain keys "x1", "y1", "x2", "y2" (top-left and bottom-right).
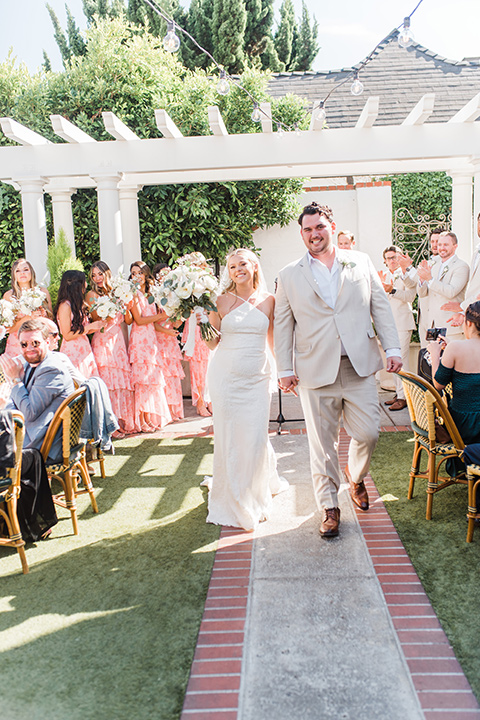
[
  {"x1": 379, "y1": 246, "x2": 416, "y2": 411},
  {"x1": 442, "y1": 213, "x2": 480, "y2": 327},
  {"x1": 399, "y1": 228, "x2": 442, "y2": 347},
  {"x1": 417, "y1": 231, "x2": 469, "y2": 341},
  {"x1": 274, "y1": 203, "x2": 402, "y2": 538}
]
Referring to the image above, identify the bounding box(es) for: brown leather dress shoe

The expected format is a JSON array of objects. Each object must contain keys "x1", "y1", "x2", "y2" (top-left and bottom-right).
[
  {"x1": 389, "y1": 398, "x2": 407, "y2": 411},
  {"x1": 345, "y1": 467, "x2": 369, "y2": 511},
  {"x1": 319, "y1": 507, "x2": 340, "y2": 538}
]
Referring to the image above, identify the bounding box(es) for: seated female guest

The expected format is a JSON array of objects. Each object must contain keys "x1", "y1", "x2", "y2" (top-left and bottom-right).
[
  {"x1": 3, "y1": 258, "x2": 52, "y2": 359},
  {"x1": 56, "y1": 270, "x2": 104, "y2": 378},
  {"x1": 86, "y1": 261, "x2": 135, "y2": 436},
  {"x1": 430, "y1": 301, "x2": 480, "y2": 443}
]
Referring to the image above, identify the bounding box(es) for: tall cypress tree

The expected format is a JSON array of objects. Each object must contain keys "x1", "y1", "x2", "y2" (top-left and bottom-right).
[
  {"x1": 46, "y1": 3, "x2": 71, "y2": 65},
  {"x1": 274, "y1": 0, "x2": 295, "y2": 69},
  {"x1": 66, "y1": 7, "x2": 87, "y2": 57},
  {"x1": 212, "y1": 0, "x2": 246, "y2": 74},
  {"x1": 290, "y1": 1, "x2": 319, "y2": 71}
]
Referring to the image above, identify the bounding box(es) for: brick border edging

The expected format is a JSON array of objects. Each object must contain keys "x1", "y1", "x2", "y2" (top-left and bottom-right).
[{"x1": 181, "y1": 427, "x2": 480, "y2": 720}]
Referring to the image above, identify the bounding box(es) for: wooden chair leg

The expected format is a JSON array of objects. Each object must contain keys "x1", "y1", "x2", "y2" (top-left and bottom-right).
[
  {"x1": 408, "y1": 443, "x2": 422, "y2": 500},
  {"x1": 98, "y1": 450, "x2": 106, "y2": 479},
  {"x1": 64, "y1": 469, "x2": 79, "y2": 535},
  {"x1": 3, "y1": 498, "x2": 29, "y2": 574},
  {"x1": 426, "y1": 453, "x2": 436, "y2": 520},
  {"x1": 467, "y1": 517, "x2": 475, "y2": 543},
  {"x1": 78, "y1": 458, "x2": 98, "y2": 514}
]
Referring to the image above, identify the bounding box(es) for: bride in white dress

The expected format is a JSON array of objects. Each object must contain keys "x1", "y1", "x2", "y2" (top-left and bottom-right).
[{"x1": 204, "y1": 249, "x2": 288, "y2": 531}]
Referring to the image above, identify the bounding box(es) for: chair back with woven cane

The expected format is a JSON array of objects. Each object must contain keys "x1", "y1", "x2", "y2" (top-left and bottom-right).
[
  {"x1": 0, "y1": 411, "x2": 28, "y2": 574},
  {"x1": 397, "y1": 369, "x2": 465, "y2": 520},
  {"x1": 466, "y1": 463, "x2": 480, "y2": 543},
  {"x1": 40, "y1": 387, "x2": 98, "y2": 535}
]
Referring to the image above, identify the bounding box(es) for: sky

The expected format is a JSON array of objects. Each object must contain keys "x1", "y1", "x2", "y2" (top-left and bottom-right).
[{"x1": 0, "y1": 0, "x2": 479, "y2": 74}]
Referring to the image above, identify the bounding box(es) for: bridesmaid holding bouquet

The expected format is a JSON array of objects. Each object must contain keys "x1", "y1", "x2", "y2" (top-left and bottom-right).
[
  {"x1": 2, "y1": 258, "x2": 53, "y2": 358},
  {"x1": 129, "y1": 261, "x2": 171, "y2": 432},
  {"x1": 153, "y1": 263, "x2": 185, "y2": 421},
  {"x1": 56, "y1": 270, "x2": 103, "y2": 377},
  {"x1": 86, "y1": 261, "x2": 136, "y2": 436}
]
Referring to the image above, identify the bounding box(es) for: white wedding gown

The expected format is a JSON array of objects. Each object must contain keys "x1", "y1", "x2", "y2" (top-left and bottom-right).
[{"x1": 206, "y1": 297, "x2": 288, "y2": 530}]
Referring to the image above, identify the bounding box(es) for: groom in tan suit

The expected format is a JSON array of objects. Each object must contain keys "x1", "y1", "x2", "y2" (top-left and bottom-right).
[{"x1": 274, "y1": 203, "x2": 402, "y2": 538}]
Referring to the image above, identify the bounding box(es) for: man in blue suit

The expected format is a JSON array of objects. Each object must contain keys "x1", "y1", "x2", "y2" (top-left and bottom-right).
[{"x1": 0, "y1": 318, "x2": 74, "y2": 462}]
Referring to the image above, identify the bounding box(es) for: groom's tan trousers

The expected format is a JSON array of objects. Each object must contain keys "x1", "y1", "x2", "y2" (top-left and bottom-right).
[{"x1": 298, "y1": 356, "x2": 380, "y2": 511}]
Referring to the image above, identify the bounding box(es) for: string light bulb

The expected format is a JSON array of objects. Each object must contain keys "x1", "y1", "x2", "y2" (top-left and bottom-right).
[
  {"x1": 398, "y1": 16, "x2": 414, "y2": 48},
  {"x1": 350, "y1": 71, "x2": 364, "y2": 96},
  {"x1": 251, "y1": 102, "x2": 262, "y2": 123},
  {"x1": 276, "y1": 123, "x2": 284, "y2": 138},
  {"x1": 315, "y1": 101, "x2": 326, "y2": 125},
  {"x1": 163, "y1": 21, "x2": 181, "y2": 52},
  {"x1": 216, "y1": 70, "x2": 230, "y2": 96}
]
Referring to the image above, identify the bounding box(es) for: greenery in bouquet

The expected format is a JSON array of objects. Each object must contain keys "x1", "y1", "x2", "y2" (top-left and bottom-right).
[
  {"x1": 0, "y1": 298, "x2": 18, "y2": 340},
  {"x1": 111, "y1": 274, "x2": 140, "y2": 307},
  {"x1": 153, "y1": 253, "x2": 219, "y2": 341}
]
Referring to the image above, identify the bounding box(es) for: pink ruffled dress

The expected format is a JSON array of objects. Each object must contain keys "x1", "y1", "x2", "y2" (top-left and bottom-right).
[
  {"x1": 91, "y1": 312, "x2": 135, "y2": 433},
  {"x1": 58, "y1": 302, "x2": 98, "y2": 378},
  {"x1": 129, "y1": 291, "x2": 171, "y2": 429},
  {"x1": 155, "y1": 324, "x2": 185, "y2": 420},
  {"x1": 183, "y1": 324, "x2": 211, "y2": 406}
]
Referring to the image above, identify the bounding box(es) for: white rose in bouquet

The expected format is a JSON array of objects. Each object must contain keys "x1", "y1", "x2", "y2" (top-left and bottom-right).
[
  {"x1": 17, "y1": 286, "x2": 47, "y2": 316},
  {"x1": 0, "y1": 298, "x2": 19, "y2": 329}
]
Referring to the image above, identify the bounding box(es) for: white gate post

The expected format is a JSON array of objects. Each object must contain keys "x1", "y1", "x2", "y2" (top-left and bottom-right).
[
  {"x1": 49, "y1": 186, "x2": 76, "y2": 254},
  {"x1": 449, "y1": 172, "x2": 473, "y2": 261},
  {"x1": 92, "y1": 174, "x2": 124, "y2": 274},
  {"x1": 119, "y1": 185, "x2": 143, "y2": 271},
  {"x1": 16, "y1": 177, "x2": 49, "y2": 283}
]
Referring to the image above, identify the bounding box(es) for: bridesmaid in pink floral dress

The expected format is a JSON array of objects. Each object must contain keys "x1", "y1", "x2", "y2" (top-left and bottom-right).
[
  {"x1": 183, "y1": 323, "x2": 212, "y2": 417},
  {"x1": 56, "y1": 270, "x2": 104, "y2": 378},
  {"x1": 86, "y1": 261, "x2": 136, "y2": 437},
  {"x1": 129, "y1": 261, "x2": 172, "y2": 432},
  {"x1": 2, "y1": 258, "x2": 53, "y2": 359},
  {"x1": 152, "y1": 263, "x2": 185, "y2": 421}
]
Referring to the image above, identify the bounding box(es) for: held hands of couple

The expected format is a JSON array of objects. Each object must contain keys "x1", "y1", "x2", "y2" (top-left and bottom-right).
[
  {"x1": 278, "y1": 375, "x2": 299, "y2": 396},
  {"x1": 386, "y1": 356, "x2": 403, "y2": 373}
]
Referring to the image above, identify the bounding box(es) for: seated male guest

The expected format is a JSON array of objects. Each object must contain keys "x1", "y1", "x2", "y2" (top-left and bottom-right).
[{"x1": 0, "y1": 318, "x2": 75, "y2": 462}]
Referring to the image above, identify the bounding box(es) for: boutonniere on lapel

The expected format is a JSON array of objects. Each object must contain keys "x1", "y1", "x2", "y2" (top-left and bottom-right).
[
  {"x1": 439, "y1": 265, "x2": 449, "y2": 280},
  {"x1": 339, "y1": 258, "x2": 356, "y2": 270}
]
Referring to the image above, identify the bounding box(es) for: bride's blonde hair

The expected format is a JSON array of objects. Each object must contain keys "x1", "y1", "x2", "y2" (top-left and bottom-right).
[{"x1": 221, "y1": 249, "x2": 262, "y2": 295}]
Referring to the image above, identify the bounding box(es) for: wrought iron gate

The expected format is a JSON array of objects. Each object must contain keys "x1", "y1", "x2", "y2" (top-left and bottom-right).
[{"x1": 393, "y1": 208, "x2": 451, "y2": 263}]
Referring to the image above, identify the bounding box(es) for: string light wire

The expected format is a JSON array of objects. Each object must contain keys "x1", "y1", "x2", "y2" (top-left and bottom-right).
[{"x1": 142, "y1": 0, "x2": 425, "y2": 132}]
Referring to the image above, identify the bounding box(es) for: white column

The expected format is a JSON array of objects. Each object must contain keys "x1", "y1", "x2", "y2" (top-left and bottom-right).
[
  {"x1": 449, "y1": 172, "x2": 473, "y2": 262},
  {"x1": 355, "y1": 183, "x2": 392, "y2": 265},
  {"x1": 92, "y1": 174, "x2": 123, "y2": 274},
  {"x1": 48, "y1": 187, "x2": 76, "y2": 254},
  {"x1": 473, "y1": 160, "x2": 480, "y2": 242},
  {"x1": 16, "y1": 177, "x2": 49, "y2": 283},
  {"x1": 119, "y1": 185, "x2": 142, "y2": 271}
]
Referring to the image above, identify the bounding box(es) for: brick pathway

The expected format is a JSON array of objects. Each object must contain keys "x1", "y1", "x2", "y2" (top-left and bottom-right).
[{"x1": 181, "y1": 428, "x2": 480, "y2": 720}]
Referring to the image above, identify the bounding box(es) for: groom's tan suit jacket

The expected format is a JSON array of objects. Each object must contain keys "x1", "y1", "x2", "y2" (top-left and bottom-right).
[{"x1": 274, "y1": 250, "x2": 400, "y2": 388}]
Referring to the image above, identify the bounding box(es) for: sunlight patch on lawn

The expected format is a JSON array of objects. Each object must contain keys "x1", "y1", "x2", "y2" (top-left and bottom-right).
[
  {"x1": 0, "y1": 607, "x2": 137, "y2": 652},
  {"x1": 380, "y1": 493, "x2": 399, "y2": 502}
]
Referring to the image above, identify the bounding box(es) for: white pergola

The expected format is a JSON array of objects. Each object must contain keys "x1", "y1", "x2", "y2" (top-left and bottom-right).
[{"x1": 1, "y1": 92, "x2": 480, "y2": 279}]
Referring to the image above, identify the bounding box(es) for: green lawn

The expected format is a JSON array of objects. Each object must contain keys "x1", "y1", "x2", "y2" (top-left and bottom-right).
[
  {"x1": 371, "y1": 431, "x2": 480, "y2": 700},
  {"x1": 0, "y1": 435, "x2": 219, "y2": 720}
]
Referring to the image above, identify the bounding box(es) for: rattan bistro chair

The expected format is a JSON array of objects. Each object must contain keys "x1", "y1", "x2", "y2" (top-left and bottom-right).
[
  {"x1": 466, "y1": 463, "x2": 480, "y2": 543},
  {"x1": 40, "y1": 387, "x2": 98, "y2": 535},
  {"x1": 72, "y1": 380, "x2": 106, "y2": 479},
  {"x1": 0, "y1": 411, "x2": 29, "y2": 574},
  {"x1": 397, "y1": 370, "x2": 466, "y2": 520}
]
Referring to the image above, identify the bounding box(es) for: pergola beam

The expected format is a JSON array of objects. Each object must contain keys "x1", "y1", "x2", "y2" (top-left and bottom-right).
[
  {"x1": 102, "y1": 112, "x2": 140, "y2": 141},
  {"x1": 448, "y1": 93, "x2": 480, "y2": 123},
  {"x1": 0, "y1": 117, "x2": 50, "y2": 146},
  {"x1": 402, "y1": 93, "x2": 435, "y2": 126},
  {"x1": 208, "y1": 106, "x2": 228, "y2": 136},
  {"x1": 154, "y1": 109, "x2": 183, "y2": 138},
  {"x1": 50, "y1": 115, "x2": 97, "y2": 143},
  {"x1": 356, "y1": 97, "x2": 379, "y2": 128}
]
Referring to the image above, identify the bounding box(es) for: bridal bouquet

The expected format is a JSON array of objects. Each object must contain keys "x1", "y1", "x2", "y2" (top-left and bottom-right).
[
  {"x1": 0, "y1": 298, "x2": 18, "y2": 339},
  {"x1": 152, "y1": 252, "x2": 219, "y2": 342},
  {"x1": 111, "y1": 274, "x2": 140, "y2": 306},
  {"x1": 90, "y1": 294, "x2": 124, "y2": 322},
  {"x1": 17, "y1": 286, "x2": 47, "y2": 316}
]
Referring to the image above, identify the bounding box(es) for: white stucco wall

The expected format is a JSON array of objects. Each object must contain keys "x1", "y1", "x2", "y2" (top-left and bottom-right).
[{"x1": 253, "y1": 181, "x2": 392, "y2": 292}]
